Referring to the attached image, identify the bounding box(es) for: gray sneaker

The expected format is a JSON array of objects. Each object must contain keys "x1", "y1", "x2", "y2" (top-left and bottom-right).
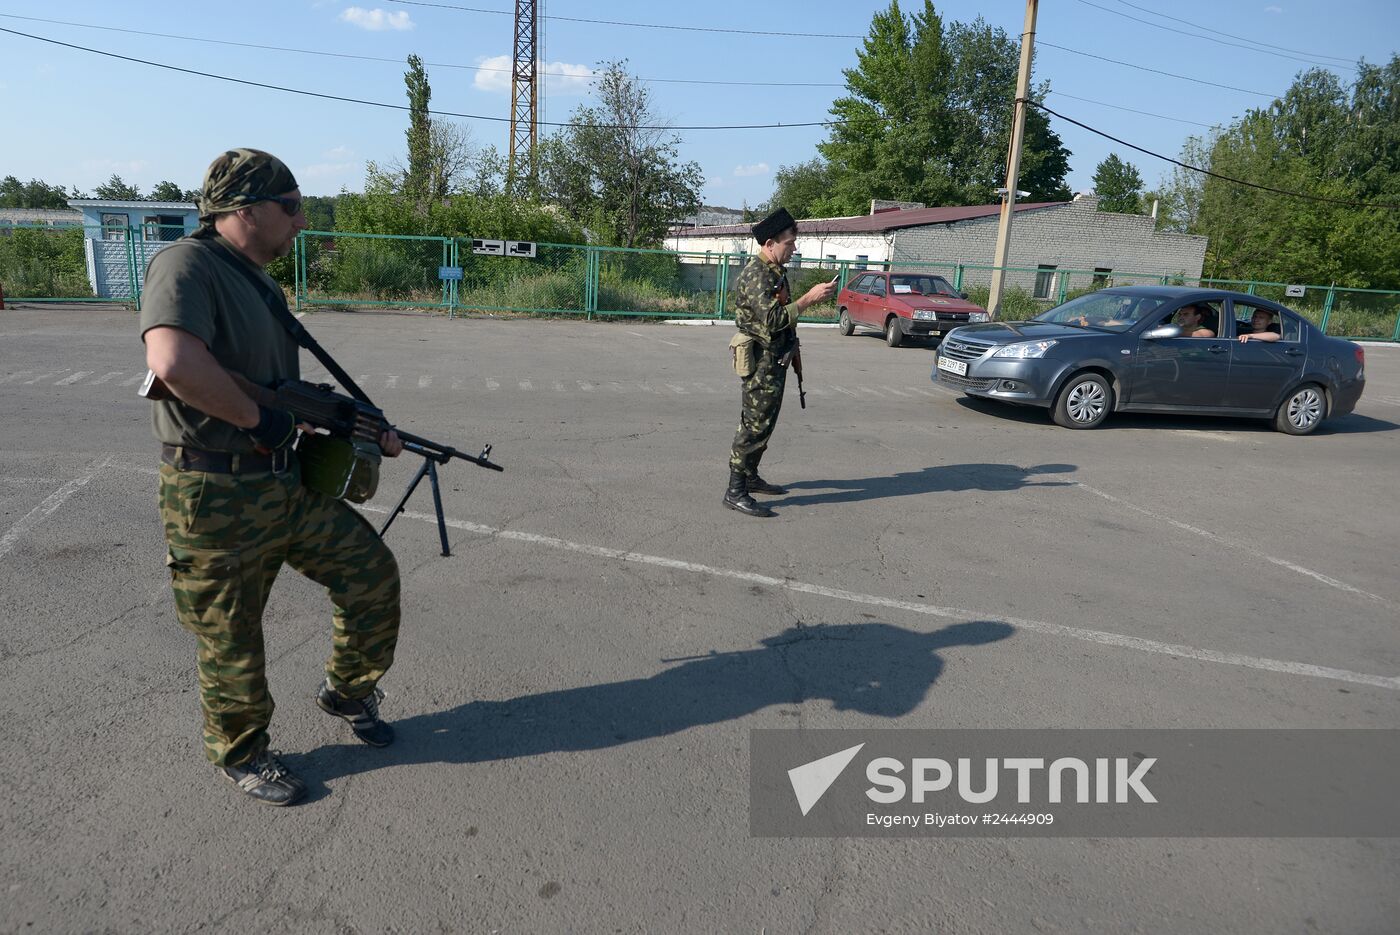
[
  {"x1": 219, "y1": 750, "x2": 306, "y2": 807},
  {"x1": 316, "y1": 679, "x2": 394, "y2": 747}
]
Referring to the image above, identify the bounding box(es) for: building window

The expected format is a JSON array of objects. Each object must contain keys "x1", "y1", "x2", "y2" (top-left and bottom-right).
[
  {"x1": 791, "y1": 252, "x2": 802, "y2": 268},
  {"x1": 856, "y1": 254, "x2": 868, "y2": 270},
  {"x1": 1093, "y1": 267, "x2": 1112, "y2": 288},
  {"x1": 1033, "y1": 264, "x2": 1057, "y2": 299},
  {"x1": 101, "y1": 213, "x2": 127, "y2": 242},
  {"x1": 825, "y1": 254, "x2": 837, "y2": 269},
  {"x1": 143, "y1": 215, "x2": 184, "y2": 242}
]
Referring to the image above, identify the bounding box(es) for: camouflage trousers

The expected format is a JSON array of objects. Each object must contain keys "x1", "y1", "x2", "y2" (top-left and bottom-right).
[
  {"x1": 158, "y1": 458, "x2": 401, "y2": 767},
  {"x1": 729, "y1": 347, "x2": 788, "y2": 475}
]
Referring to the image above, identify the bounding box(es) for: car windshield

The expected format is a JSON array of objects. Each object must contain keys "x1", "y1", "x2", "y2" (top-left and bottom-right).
[
  {"x1": 1034, "y1": 292, "x2": 1168, "y2": 331},
  {"x1": 891, "y1": 275, "x2": 959, "y2": 297}
]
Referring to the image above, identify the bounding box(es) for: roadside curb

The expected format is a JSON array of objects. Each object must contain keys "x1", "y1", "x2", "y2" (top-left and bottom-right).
[{"x1": 662, "y1": 319, "x2": 839, "y2": 328}]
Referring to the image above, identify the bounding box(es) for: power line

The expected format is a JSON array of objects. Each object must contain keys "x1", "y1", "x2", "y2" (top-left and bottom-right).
[
  {"x1": 1030, "y1": 100, "x2": 1400, "y2": 210},
  {"x1": 1071, "y1": 0, "x2": 1353, "y2": 71},
  {"x1": 1038, "y1": 41, "x2": 1282, "y2": 98},
  {"x1": 0, "y1": 26, "x2": 840, "y2": 131},
  {"x1": 385, "y1": 0, "x2": 862, "y2": 39},
  {"x1": 0, "y1": 13, "x2": 846, "y2": 88},
  {"x1": 1045, "y1": 91, "x2": 1224, "y2": 130},
  {"x1": 1104, "y1": 0, "x2": 1358, "y2": 65}
]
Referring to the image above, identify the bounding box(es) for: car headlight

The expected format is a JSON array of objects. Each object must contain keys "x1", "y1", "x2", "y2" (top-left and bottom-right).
[
  {"x1": 968, "y1": 311, "x2": 988, "y2": 322},
  {"x1": 913, "y1": 309, "x2": 936, "y2": 320},
  {"x1": 992, "y1": 340, "x2": 1058, "y2": 359}
]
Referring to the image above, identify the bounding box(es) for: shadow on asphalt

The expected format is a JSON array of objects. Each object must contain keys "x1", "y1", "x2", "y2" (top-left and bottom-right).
[
  {"x1": 954, "y1": 396, "x2": 1400, "y2": 435},
  {"x1": 770, "y1": 462, "x2": 1078, "y2": 507},
  {"x1": 298, "y1": 620, "x2": 1015, "y2": 790}
]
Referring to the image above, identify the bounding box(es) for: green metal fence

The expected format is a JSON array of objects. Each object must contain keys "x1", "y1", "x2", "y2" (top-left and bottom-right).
[{"x1": 7, "y1": 222, "x2": 1400, "y2": 342}]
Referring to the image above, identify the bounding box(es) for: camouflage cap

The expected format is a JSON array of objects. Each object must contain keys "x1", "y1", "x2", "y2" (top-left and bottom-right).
[{"x1": 198, "y1": 148, "x2": 298, "y2": 222}]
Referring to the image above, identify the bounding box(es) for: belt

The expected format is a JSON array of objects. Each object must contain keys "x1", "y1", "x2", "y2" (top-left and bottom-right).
[{"x1": 161, "y1": 444, "x2": 292, "y2": 475}]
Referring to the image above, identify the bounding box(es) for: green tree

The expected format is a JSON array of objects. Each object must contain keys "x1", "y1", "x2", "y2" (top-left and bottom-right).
[
  {"x1": 0, "y1": 176, "x2": 73, "y2": 209},
  {"x1": 404, "y1": 53, "x2": 433, "y2": 203},
  {"x1": 93, "y1": 175, "x2": 140, "y2": 200},
  {"x1": 538, "y1": 61, "x2": 703, "y2": 247},
  {"x1": 762, "y1": 158, "x2": 843, "y2": 218},
  {"x1": 1092, "y1": 154, "x2": 1144, "y2": 214},
  {"x1": 149, "y1": 180, "x2": 199, "y2": 202}
]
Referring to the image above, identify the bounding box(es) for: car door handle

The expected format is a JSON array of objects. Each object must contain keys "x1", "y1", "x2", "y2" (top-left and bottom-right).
[
  {"x1": 1284, "y1": 348, "x2": 1303, "y2": 356},
  {"x1": 1208, "y1": 344, "x2": 1226, "y2": 353}
]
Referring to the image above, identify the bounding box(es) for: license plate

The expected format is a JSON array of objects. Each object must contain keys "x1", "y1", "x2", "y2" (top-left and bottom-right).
[{"x1": 937, "y1": 356, "x2": 968, "y2": 376}]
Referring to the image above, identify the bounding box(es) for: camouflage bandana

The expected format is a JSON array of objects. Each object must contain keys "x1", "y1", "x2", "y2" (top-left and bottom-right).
[{"x1": 197, "y1": 148, "x2": 298, "y2": 224}]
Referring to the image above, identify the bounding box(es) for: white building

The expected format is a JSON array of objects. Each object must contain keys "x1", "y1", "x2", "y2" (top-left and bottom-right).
[{"x1": 668, "y1": 195, "x2": 1208, "y2": 299}]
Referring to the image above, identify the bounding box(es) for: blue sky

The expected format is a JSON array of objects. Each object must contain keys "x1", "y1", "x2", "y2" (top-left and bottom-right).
[{"x1": 1, "y1": 1, "x2": 1396, "y2": 210}]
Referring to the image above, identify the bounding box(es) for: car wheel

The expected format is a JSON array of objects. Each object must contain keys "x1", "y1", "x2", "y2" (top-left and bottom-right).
[
  {"x1": 885, "y1": 316, "x2": 904, "y2": 347},
  {"x1": 1274, "y1": 383, "x2": 1326, "y2": 435},
  {"x1": 838, "y1": 308, "x2": 854, "y2": 336},
  {"x1": 1052, "y1": 372, "x2": 1113, "y2": 429}
]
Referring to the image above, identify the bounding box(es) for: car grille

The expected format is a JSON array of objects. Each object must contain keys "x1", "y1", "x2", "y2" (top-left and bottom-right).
[
  {"x1": 939, "y1": 339, "x2": 990, "y2": 362},
  {"x1": 935, "y1": 371, "x2": 997, "y2": 392}
]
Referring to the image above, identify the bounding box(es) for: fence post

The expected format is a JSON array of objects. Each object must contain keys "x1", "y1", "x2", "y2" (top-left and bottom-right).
[
  {"x1": 127, "y1": 225, "x2": 141, "y2": 310},
  {"x1": 1319, "y1": 285, "x2": 1336, "y2": 334},
  {"x1": 585, "y1": 247, "x2": 598, "y2": 321},
  {"x1": 1245, "y1": 281, "x2": 1257, "y2": 296},
  {"x1": 953, "y1": 264, "x2": 964, "y2": 292},
  {"x1": 293, "y1": 233, "x2": 303, "y2": 313}
]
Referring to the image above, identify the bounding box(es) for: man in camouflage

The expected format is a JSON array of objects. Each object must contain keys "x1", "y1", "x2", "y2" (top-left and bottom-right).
[
  {"x1": 724, "y1": 207, "x2": 838, "y2": 518},
  {"x1": 141, "y1": 149, "x2": 405, "y2": 806}
]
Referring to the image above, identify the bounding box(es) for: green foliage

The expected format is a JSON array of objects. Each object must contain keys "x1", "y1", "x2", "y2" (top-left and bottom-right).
[
  {"x1": 1092, "y1": 154, "x2": 1144, "y2": 214},
  {"x1": 537, "y1": 61, "x2": 703, "y2": 247},
  {"x1": 93, "y1": 175, "x2": 140, "y2": 200},
  {"x1": 0, "y1": 176, "x2": 74, "y2": 209},
  {"x1": 149, "y1": 180, "x2": 198, "y2": 202},
  {"x1": 964, "y1": 283, "x2": 1040, "y2": 319},
  {"x1": 0, "y1": 227, "x2": 93, "y2": 297},
  {"x1": 1176, "y1": 57, "x2": 1400, "y2": 289},
  {"x1": 811, "y1": 3, "x2": 1071, "y2": 215},
  {"x1": 404, "y1": 54, "x2": 433, "y2": 203},
  {"x1": 325, "y1": 238, "x2": 434, "y2": 300}
]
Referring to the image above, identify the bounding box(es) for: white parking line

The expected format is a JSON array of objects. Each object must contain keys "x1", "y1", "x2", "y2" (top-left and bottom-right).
[
  {"x1": 54, "y1": 371, "x2": 95, "y2": 386},
  {"x1": 119, "y1": 374, "x2": 144, "y2": 386},
  {"x1": 88, "y1": 371, "x2": 124, "y2": 385},
  {"x1": 358, "y1": 503, "x2": 1400, "y2": 692},
  {"x1": 418, "y1": 375, "x2": 432, "y2": 388},
  {"x1": 626, "y1": 330, "x2": 681, "y2": 348},
  {"x1": 519, "y1": 380, "x2": 534, "y2": 391},
  {"x1": 0, "y1": 372, "x2": 34, "y2": 384},
  {"x1": 485, "y1": 378, "x2": 500, "y2": 391},
  {"x1": 1076, "y1": 483, "x2": 1393, "y2": 607},
  {"x1": 385, "y1": 375, "x2": 400, "y2": 388}
]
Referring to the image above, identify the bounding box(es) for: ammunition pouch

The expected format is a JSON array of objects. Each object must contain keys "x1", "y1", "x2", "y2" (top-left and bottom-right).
[
  {"x1": 296, "y1": 433, "x2": 381, "y2": 503},
  {"x1": 730, "y1": 333, "x2": 758, "y2": 378}
]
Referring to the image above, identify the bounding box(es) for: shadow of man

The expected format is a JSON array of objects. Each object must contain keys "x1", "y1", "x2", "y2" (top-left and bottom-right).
[
  {"x1": 777, "y1": 463, "x2": 1077, "y2": 507},
  {"x1": 307, "y1": 620, "x2": 1014, "y2": 782}
]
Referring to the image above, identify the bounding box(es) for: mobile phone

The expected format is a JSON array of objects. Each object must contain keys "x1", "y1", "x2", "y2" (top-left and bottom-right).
[{"x1": 829, "y1": 275, "x2": 839, "y2": 283}]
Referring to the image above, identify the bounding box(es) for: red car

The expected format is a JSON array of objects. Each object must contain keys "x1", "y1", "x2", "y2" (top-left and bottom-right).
[{"x1": 836, "y1": 271, "x2": 989, "y2": 347}]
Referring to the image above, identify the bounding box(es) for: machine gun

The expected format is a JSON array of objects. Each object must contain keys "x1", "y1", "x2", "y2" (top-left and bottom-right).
[{"x1": 141, "y1": 370, "x2": 501, "y2": 555}]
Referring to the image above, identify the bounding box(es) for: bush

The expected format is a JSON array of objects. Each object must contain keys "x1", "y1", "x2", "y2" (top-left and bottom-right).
[
  {"x1": 0, "y1": 227, "x2": 93, "y2": 298},
  {"x1": 964, "y1": 284, "x2": 1041, "y2": 319},
  {"x1": 325, "y1": 239, "x2": 433, "y2": 300}
]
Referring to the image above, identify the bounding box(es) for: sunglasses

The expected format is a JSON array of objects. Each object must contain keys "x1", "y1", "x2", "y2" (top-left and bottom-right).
[{"x1": 248, "y1": 195, "x2": 303, "y2": 217}]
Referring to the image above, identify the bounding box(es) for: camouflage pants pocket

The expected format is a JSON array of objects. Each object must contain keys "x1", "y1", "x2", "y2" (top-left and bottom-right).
[{"x1": 166, "y1": 544, "x2": 274, "y2": 766}]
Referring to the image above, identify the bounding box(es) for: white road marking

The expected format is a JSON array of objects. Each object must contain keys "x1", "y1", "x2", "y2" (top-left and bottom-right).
[
  {"x1": 119, "y1": 374, "x2": 144, "y2": 387},
  {"x1": 519, "y1": 380, "x2": 534, "y2": 391},
  {"x1": 1376, "y1": 396, "x2": 1400, "y2": 407},
  {"x1": 357, "y1": 504, "x2": 1400, "y2": 692},
  {"x1": 1169, "y1": 430, "x2": 1239, "y2": 443},
  {"x1": 553, "y1": 381, "x2": 566, "y2": 392},
  {"x1": 828, "y1": 385, "x2": 860, "y2": 398},
  {"x1": 385, "y1": 375, "x2": 400, "y2": 389},
  {"x1": 451, "y1": 377, "x2": 463, "y2": 390},
  {"x1": 0, "y1": 372, "x2": 34, "y2": 384},
  {"x1": 883, "y1": 386, "x2": 912, "y2": 397},
  {"x1": 577, "y1": 381, "x2": 595, "y2": 392},
  {"x1": 418, "y1": 375, "x2": 432, "y2": 388},
  {"x1": 0, "y1": 459, "x2": 109, "y2": 561},
  {"x1": 24, "y1": 371, "x2": 67, "y2": 384},
  {"x1": 904, "y1": 386, "x2": 939, "y2": 397},
  {"x1": 1076, "y1": 483, "x2": 1393, "y2": 607},
  {"x1": 627, "y1": 330, "x2": 681, "y2": 348},
  {"x1": 485, "y1": 378, "x2": 500, "y2": 391},
  {"x1": 665, "y1": 384, "x2": 689, "y2": 394},
  {"x1": 88, "y1": 371, "x2": 123, "y2": 385},
  {"x1": 692, "y1": 382, "x2": 718, "y2": 393},
  {"x1": 55, "y1": 371, "x2": 95, "y2": 386}
]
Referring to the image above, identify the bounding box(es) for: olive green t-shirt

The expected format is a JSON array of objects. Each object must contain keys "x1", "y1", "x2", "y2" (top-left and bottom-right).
[{"x1": 138, "y1": 234, "x2": 299, "y2": 452}]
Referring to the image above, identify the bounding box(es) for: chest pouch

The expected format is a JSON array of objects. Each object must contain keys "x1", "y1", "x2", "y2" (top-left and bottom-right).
[{"x1": 296, "y1": 433, "x2": 381, "y2": 503}]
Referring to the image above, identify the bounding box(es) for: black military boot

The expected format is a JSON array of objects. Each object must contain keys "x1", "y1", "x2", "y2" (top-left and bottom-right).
[
  {"x1": 219, "y1": 749, "x2": 307, "y2": 807},
  {"x1": 723, "y1": 469, "x2": 775, "y2": 517},
  {"x1": 747, "y1": 474, "x2": 787, "y2": 495},
  {"x1": 316, "y1": 679, "x2": 395, "y2": 747}
]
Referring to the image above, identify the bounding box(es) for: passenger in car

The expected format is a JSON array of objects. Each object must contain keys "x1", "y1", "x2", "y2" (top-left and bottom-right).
[
  {"x1": 1238, "y1": 308, "x2": 1283, "y2": 343},
  {"x1": 1172, "y1": 304, "x2": 1215, "y2": 337}
]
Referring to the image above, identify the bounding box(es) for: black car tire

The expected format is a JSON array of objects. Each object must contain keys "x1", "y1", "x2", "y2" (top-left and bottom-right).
[
  {"x1": 885, "y1": 316, "x2": 904, "y2": 347},
  {"x1": 1274, "y1": 383, "x2": 1326, "y2": 435},
  {"x1": 1052, "y1": 372, "x2": 1113, "y2": 429},
  {"x1": 838, "y1": 308, "x2": 854, "y2": 336}
]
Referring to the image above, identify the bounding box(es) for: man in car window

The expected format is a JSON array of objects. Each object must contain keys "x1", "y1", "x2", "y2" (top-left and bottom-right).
[
  {"x1": 1238, "y1": 308, "x2": 1282, "y2": 343},
  {"x1": 1173, "y1": 304, "x2": 1215, "y2": 337}
]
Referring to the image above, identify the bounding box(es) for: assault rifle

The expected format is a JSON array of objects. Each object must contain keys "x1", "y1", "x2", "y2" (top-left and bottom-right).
[{"x1": 141, "y1": 370, "x2": 501, "y2": 555}]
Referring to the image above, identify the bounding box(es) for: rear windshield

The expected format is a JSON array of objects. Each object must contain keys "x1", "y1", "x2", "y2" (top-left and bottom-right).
[
  {"x1": 1035, "y1": 292, "x2": 1170, "y2": 331},
  {"x1": 891, "y1": 275, "x2": 959, "y2": 297}
]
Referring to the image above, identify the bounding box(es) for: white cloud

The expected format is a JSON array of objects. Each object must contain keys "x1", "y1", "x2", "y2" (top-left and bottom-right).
[
  {"x1": 322, "y1": 145, "x2": 356, "y2": 161},
  {"x1": 301, "y1": 161, "x2": 360, "y2": 180},
  {"x1": 1264, "y1": 5, "x2": 1283, "y2": 12},
  {"x1": 733, "y1": 162, "x2": 770, "y2": 177},
  {"x1": 473, "y1": 55, "x2": 593, "y2": 94},
  {"x1": 82, "y1": 159, "x2": 150, "y2": 177},
  {"x1": 340, "y1": 7, "x2": 414, "y2": 31}
]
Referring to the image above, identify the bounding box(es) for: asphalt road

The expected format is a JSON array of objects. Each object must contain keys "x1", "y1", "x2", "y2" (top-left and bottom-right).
[{"x1": 2, "y1": 303, "x2": 1398, "y2": 934}]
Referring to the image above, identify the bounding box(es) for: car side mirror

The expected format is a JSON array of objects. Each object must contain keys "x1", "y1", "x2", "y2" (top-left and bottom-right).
[
  {"x1": 959, "y1": 292, "x2": 969, "y2": 300},
  {"x1": 1144, "y1": 324, "x2": 1183, "y2": 339}
]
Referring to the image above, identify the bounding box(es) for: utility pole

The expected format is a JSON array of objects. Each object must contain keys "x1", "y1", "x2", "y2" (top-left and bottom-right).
[
  {"x1": 986, "y1": 0, "x2": 1038, "y2": 319},
  {"x1": 508, "y1": 0, "x2": 540, "y2": 187}
]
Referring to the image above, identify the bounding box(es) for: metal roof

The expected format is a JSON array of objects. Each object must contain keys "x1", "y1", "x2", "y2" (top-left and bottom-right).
[
  {"x1": 68, "y1": 200, "x2": 197, "y2": 210},
  {"x1": 672, "y1": 201, "x2": 1069, "y2": 237}
]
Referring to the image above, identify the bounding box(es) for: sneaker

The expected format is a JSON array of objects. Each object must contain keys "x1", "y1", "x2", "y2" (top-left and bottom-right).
[
  {"x1": 219, "y1": 750, "x2": 307, "y2": 807},
  {"x1": 316, "y1": 679, "x2": 394, "y2": 747}
]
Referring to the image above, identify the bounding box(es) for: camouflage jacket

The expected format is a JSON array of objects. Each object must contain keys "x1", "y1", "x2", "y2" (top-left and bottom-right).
[{"x1": 732, "y1": 255, "x2": 798, "y2": 353}]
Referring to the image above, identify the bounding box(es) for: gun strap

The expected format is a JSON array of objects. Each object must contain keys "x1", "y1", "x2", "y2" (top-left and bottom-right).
[{"x1": 200, "y1": 238, "x2": 377, "y2": 407}]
